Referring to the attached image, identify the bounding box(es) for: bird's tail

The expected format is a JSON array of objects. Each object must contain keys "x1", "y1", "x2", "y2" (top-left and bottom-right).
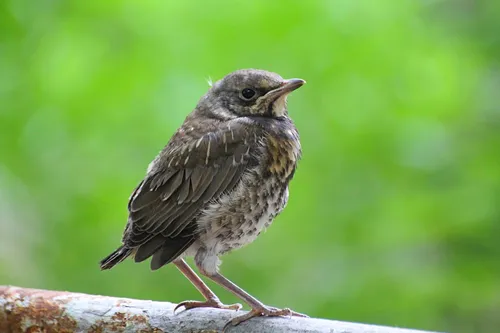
[{"x1": 100, "y1": 246, "x2": 133, "y2": 270}]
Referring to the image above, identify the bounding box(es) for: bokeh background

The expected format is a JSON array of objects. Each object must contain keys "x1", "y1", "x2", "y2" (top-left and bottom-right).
[{"x1": 1, "y1": 1, "x2": 499, "y2": 332}]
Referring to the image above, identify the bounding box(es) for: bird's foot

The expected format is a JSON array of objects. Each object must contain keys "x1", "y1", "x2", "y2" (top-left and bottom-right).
[
  {"x1": 174, "y1": 298, "x2": 242, "y2": 313},
  {"x1": 224, "y1": 305, "x2": 308, "y2": 330}
]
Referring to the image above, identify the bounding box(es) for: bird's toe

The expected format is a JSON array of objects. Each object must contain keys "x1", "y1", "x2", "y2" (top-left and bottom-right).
[{"x1": 174, "y1": 298, "x2": 242, "y2": 314}]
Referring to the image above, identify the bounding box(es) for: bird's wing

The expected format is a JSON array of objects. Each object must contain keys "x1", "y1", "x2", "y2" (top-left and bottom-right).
[{"x1": 123, "y1": 121, "x2": 258, "y2": 259}]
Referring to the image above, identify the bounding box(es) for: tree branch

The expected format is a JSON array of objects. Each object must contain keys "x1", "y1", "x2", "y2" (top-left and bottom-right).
[{"x1": 0, "y1": 285, "x2": 440, "y2": 333}]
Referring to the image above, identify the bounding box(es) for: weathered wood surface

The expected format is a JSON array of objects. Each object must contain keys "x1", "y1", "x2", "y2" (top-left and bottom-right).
[{"x1": 0, "y1": 286, "x2": 442, "y2": 333}]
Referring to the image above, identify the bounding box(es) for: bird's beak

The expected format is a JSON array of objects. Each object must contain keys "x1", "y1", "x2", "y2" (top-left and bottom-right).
[
  {"x1": 281, "y1": 78, "x2": 306, "y2": 92},
  {"x1": 264, "y1": 78, "x2": 306, "y2": 101}
]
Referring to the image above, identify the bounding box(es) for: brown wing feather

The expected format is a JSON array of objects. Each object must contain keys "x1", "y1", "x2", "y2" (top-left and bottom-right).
[{"x1": 122, "y1": 121, "x2": 258, "y2": 268}]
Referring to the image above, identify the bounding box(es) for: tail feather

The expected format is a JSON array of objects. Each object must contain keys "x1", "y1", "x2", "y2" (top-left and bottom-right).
[
  {"x1": 150, "y1": 236, "x2": 195, "y2": 270},
  {"x1": 100, "y1": 246, "x2": 132, "y2": 270}
]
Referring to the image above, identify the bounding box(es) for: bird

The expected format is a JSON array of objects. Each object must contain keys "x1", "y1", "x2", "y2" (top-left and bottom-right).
[{"x1": 100, "y1": 68, "x2": 307, "y2": 328}]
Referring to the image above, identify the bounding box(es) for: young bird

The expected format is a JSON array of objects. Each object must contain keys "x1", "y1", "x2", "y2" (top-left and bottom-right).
[{"x1": 100, "y1": 69, "x2": 307, "y2": 327}]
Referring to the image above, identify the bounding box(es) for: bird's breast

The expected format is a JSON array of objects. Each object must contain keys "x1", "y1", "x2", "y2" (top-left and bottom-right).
[
  {"x1": 263, "y1": 131, "x2": 301, "y2": 182},
  {"x1": 193, "y1": 119, "x2": 301, "y2": 255},
  {"x1": 196, "y1": 173, "x2": 290, "y2": 255}
]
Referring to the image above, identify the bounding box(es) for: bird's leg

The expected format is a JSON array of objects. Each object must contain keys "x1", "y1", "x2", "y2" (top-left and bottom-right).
[
  {"x1": 199, "y1": 270, "x2": 308, "y2": 328},
  {"x1": 173, "y1": 259, "x2": 242, "y2": 312}
]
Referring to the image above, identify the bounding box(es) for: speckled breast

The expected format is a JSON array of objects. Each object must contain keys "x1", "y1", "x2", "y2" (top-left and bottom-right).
[
  {"x1": 211, "y1": 171, "x2": 290, "y2": 255},
  {"x1": 264, "y1": 133, "x2": 301, "y2": 182},
  {"x1": 194, "y1": 127, "x2": 301, "y2": 255},
  {"x1": 217, "y1": 135, "x2": 299, "y2": 249}
]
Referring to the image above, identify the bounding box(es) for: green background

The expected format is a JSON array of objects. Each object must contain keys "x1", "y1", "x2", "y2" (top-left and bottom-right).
[{"x1": 1, "y1": 1, "x2": 499, "y2": 332}]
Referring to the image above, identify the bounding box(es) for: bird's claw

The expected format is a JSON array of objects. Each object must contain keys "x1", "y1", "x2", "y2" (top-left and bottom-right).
[
  {"x1": 223, "y1": 305, "x2": 308, "y2": 331},
  {"x1": 174, "y1": 298, "x2": 242, "y2": 314}
]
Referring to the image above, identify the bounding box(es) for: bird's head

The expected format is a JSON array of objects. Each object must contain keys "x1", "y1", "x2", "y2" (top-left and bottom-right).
[{"x1": 200, "y1": 69, "x2": 305, "y2": 119}]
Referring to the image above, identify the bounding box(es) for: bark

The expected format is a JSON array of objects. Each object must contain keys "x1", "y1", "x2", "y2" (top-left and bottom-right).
[{"x1": 0, "y1": 285, "x2": 441, "y2": 333}]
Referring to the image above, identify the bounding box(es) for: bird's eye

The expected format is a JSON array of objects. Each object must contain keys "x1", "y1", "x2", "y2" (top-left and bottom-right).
[{"x1": 240, "y1": 88, "x2": 256, "y2": 100}]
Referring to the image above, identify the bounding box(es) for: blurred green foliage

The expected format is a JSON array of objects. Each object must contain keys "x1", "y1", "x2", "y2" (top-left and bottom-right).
[{"x1": 1, "y1": 1, "x2": 499, "y2": 332}]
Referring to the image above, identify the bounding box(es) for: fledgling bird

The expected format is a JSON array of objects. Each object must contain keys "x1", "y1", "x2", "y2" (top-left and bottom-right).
[{"x1": 100, "y1": 69, "x2": 306, "y2": 327}]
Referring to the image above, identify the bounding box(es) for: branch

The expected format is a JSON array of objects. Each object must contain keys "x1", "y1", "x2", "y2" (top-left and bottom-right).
[{"x1": 0, "y1": 285, "x2": 440, "y2": 333}]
